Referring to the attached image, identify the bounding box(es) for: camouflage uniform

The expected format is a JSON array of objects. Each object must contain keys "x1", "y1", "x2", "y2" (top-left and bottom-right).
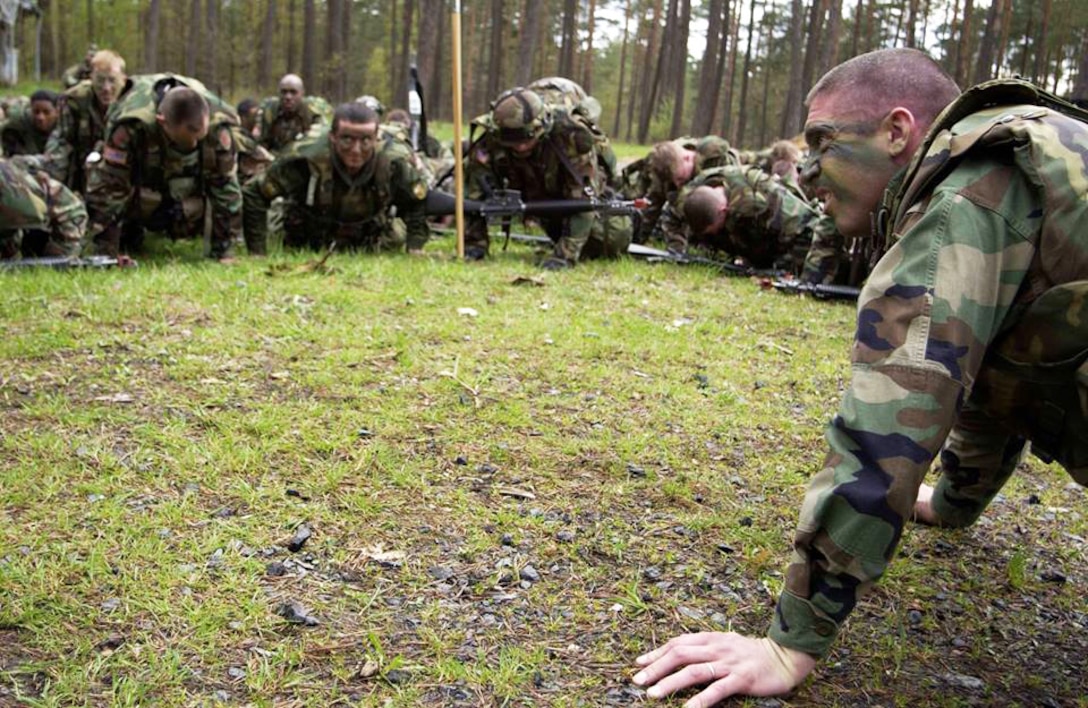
[
  {"x1": 242, "y1": 127, "x2": 430, "y2": 254},
  {"x1": 43, "y1": 78, "x2": 134, "y2": 194},
  {"x1": 661, "y1": 165, "x2": 840, "y2": 280},
  {"x1": 620, "y1": 135, "x2": 740, "y2": 243},
  {"x1": 465, "y1": 90, "x2": 629, "y2": 264},
  {"x1": 257, "y1": 95, "x2": 332, "y2": 154},
  {"x1": 85, "y1": 74, "x2": 242, "y2": 259},
  {"x1": 1, "y1": 105, "x2": 50, "y2": 157},
  {"x1": 0, "y1": 158, "x2": 87, "y2": 258},
  {"x1": 771, "y1": 80, "x2": 1088, "y2": 659}
]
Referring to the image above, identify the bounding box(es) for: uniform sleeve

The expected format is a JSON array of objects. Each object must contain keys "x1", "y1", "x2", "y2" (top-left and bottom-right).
[
  {"x1": 205, "y1": 124, "x2": 243, "y2": 258},
  {"x1": 658, "y1": 196, "x2": 690, "y2": 253},
  {"x1": 388, "y1": 153, "x2": 431, "y2": 251},
  {"x1": 85, "y1": 123, "x2": 137, "y2": 234},
  {"x1": 769, "y1": 174, "x2": 1039, "y2": 658},
  {"x1": 800, "y1": 213, "x2": 844, "y2": 285},
  {"x1": 241, "y1": 153, "x2": 303, "y2": 255},
  {"x1": 42, "y1": 107, "x2": 74, "y2": 184}
]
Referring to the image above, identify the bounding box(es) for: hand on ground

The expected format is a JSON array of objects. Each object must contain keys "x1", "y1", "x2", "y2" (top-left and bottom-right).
[
  {"x1": 912, "y1": 483, "x2": 940, "y2": 525},
  {"x1": 632, "y1": 632, "x2": 815, "y2": 706}
]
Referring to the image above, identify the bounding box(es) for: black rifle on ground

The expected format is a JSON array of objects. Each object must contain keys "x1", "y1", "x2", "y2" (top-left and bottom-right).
[
  {"x1": 0, "y1": 255, "x2": 137, "y2": 271},
  {"x1": 424, "y1": 188, "x2": 646, "y2": 221},
  {"x1": 627, "y1": 242, "x2": 784, "y2": 278},
  {"x1": 772, "y1": 278, "x2": 861, "y2": 302}
]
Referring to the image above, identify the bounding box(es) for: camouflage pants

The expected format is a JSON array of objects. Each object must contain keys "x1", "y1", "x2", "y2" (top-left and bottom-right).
[
  {"x1": 0, "y1": 229, "x2": 72, "y2": 259},
  {"x1": 932, "y1": 281, "x2": 1088, "y2": 526}
]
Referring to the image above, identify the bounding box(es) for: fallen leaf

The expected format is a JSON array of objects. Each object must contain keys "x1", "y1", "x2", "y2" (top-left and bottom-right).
[
  {"x1": 457, "y1": 307, "x2": 479, "y2": 318},
  {"x1": 269, "y1": 371, "x2": 291, "y2": 380},
  {"x1": 511, "y1": 276, "x2": 546, "y2": 287}
]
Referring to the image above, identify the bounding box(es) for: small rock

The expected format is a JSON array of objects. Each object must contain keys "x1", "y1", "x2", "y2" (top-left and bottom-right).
[
  {"x1": 157, "y1": 529, "x2": 172, "y2": 539},
  {"x1": 643, "y1": 566, "x2": 663, "y2": 581},
  {"x1": 556, "y1": 530, "x2": 575, "y2": 543},
  {"x1": 86, "y1": 493, "x2": 104, "y2": 503},
  {"x1": 101, "y1": 597, "x2": 121, "y2": 612},
  {"x1": 693, "y1": 373, "x2": 710, "y2": 389},
  {"x1": 212, "y1": 507, "x2": 235, "y2": 519},
  {"x1": 519, "y1": 565, "x2": 541, "y2": 583},
  {"x1": 266, "y1": 561, "x2": 287, "y2": 577},
  {"x1": 454, "y1": 455, "x2": 468, "y2": 466},
  {"x1": 277, "y1": 600, "x2": 320, "y2": 626},
  {"x1": 716, "y1": 543, "x2": 735, "y2": 554},
  {"x1": 356, "y1": 428, "x2": 374, "y2": 438},
  {"x1": 477, "y1": 463, "x2": 497, "y2": 474},
  {"x1": 213, "y1": 690, "x2": 231, "y2": 702},
  {"x1": 95, "y1": 633, "x2": 125, "y2": 651},
  {"x1": 907, "y1": 609, "x2": 923, "y2": 625},
  {"x1": 500, "y1": 533, "x2": 515, "y2": 547},
  {"x1": 739, "y1": 516, "x2": 753, "y2": 527},
  {"x1": 941, "y1": 672, "x2": 985, "y2": 691},
  {"x1": 1027, "y1": 493, "x2": 1042, "y2": 505},
  {"x1": 285, "y1": 488, "x2": 310, "y2": 501},
  {"x1": 678, "y1": 606, "x2": 705, "y2": 621},
  {"x1": 951, "y1": 637, "x2": 968, "y2": 649},
  {"x1": 384, "y1": 668, "x2": 410, "y2": 685},
  {"x1": 183, "y1": 483, "x2": 201, "y2": 495},
  {"x1": 1040, "y1": 570, "x2": 1067, "y2": 583},
  {"x1": 429, "y1": 566, "x2": 454, "y2": 581},
  {"x1": 287, "y1": 524, "x2": 312, "y2": 553},
  {"x1": 227, "y1": 666, "x2": 246, "y2": 680},
  {"x1": 626, "y1": 463, "x2": 646, "y2": 478}
]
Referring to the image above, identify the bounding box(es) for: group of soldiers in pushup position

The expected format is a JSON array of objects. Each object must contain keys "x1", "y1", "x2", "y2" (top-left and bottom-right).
[
  {"x1": 3, "y1": 45, "x2": 1087, "y2": 703},
  {"x1": 1, "y1": 48, "x2": 861, "y2": 288}
]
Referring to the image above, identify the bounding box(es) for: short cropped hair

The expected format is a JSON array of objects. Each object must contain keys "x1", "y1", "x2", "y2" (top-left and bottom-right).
[
  {"x1": 159, "y1": 88, "x2": 209, "y2": 128},
  {"x1": 90, "y1": 50, "x2": 126, "y2": 74},
  {"x1": 30, "y1": 89, "x2": 58, "y2": 105},
  {"x1": 683, "y1": 186, "x2": 723, "y2": 236},
  {"x1": 386, "y1": 108, "x2": 411, "y2": 127},
  {"x1": 237, "y1": 98, "x2": 259, "y2": 116},
  {"x1": 769, "y1": 140, "x2": 801, "y2": 164},
  {"x1": 332, "y1": 102, "x2": 378, "y2": 133},
  {"x1": 648, "y1": 141, "x2": 683, "y2": 185},
  {"x1": 807, "y1": 48, "x2": 960, "y2": 130}
]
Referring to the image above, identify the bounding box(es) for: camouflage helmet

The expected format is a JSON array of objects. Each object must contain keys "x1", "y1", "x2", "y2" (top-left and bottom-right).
[
  {"x1": 354, "y1": 95, "x2": 385, "y2": 117},
  {"x1": 490, "y1": 88, "x2": 552, "y2": 145}
]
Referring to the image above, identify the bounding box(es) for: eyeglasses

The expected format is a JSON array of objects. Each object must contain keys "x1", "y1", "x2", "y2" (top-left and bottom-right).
[
  {"x1": 334, "y1": 133, "x2": 377, "y2": 149},
  {"x1": 800, "y1": 118, "x2": 880, "y2": 185}
]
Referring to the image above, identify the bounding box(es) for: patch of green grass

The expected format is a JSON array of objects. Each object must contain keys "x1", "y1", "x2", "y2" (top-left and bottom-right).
[{"x1": 1, "y1": 236, "x2": 1084, "y2": 706}]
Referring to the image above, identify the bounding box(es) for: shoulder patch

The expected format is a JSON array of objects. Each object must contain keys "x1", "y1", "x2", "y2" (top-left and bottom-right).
[
  {"x1": 218, "y1": 126, "x2": 234, "y2": 151},
  {"x1": 412, "y1": 181, "x2": 428, "y2": 201}
]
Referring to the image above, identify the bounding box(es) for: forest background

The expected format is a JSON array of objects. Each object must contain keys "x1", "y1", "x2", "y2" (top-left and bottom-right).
[{"x1": 5, "y1": 0, "x2": 1088, "y2": 151}]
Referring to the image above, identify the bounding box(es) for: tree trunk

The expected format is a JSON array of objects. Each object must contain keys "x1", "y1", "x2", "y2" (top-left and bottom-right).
[
  {"x1": 396, "y1": 0, "x2": 416, "y2": 107},
  {"x1": 800, "y1": 0, "x2": 826, "y2": 98},
  {"x1": 780, "y1": 0, "x2": 805, "y2": 138},
  {"x1": 668, "y1": 0, "x2": 691, "y2": 137},
  {"x1": 86, "y1": 0, "x2": 94, "y2": 46},
  {"x1": 287, "y1": 0, "x2": 297, "y2": 74},
  {"x1": 1073, "y1": 29, "x2": 1088, "y2": 105},
  {"x1": 144, "y1": 0, "x2": 161, "y2": 72},
  {"x1": 994, "y1": 0, "x2": 1012, "y2": 76},
  {"x1": 205, "y1": 0, "x2": 219, "y2": 89},
  {"x1": 418, "y1": 0, "x2": 443, "y2": 117},
  {"x1": 721, "y1": 0, "x2": 740, "y2": 139},
  {"x1": 691, "y1": 0, "x2": 724, "y2": 135},
  {"x1": 863, "y1": 0, "x2": 875, "y2": 53},
  {"x1": 636, "y1": 0, "x2": 665, "y2": 143},
  {"x1": 341, "y1": 0, "x2": 351, "y2": 100},
  {"x1": 303, "y1": 0, "x2": 316, "y2": 89},
  {"x1": 954, "y1": 0, "x2": 973, "y2": 87},
  {"x1": 972, "y1": 0, "x2": 1000, "y2": 84},
  {"x1": 515, "y1": 0, "x2": 543, "y2": 86},
  {"x1": 324, "y1": 0, "x2": 342, "y2": 99},
  {"x1": 1032, "y1": 0, "x2": 1051, "y2": 84},
  {"x1": 559, "y1": 0, "x2": 578, "y2": 78},
  {"x1": 624, "y1": 0, "x2": 649, "y2": 142},
  {"x1": 735, "y1": 0, "x2": 757, "y2": 146},
  {"x1": 582, "y1": 0, "x2": 596, "y2": 94},
  {"x1": 486, "y1": 0, "x2": 504, "y2": 104},
  {"x1": 259, "y1": 0, "x2": 276, "y2": 91},
  {"x1": 818, "y1": 0, "x2": 841, "y2": 76},
  {"x1": 185, "y1": 0, "x2": 201, "y2": 77},
  {"x1": 612, "y1": 0, "x2": 633, "y2": 137}
]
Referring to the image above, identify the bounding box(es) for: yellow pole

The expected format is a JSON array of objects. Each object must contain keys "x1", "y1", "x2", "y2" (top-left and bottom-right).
[{"x1": 451, "y1": 0, "x2": 465, "y2": 259}]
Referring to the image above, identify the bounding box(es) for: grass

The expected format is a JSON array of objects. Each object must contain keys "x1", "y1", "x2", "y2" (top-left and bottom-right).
[{"x1": 1, "y1": 235, "x2": 1085, "y2": 707}]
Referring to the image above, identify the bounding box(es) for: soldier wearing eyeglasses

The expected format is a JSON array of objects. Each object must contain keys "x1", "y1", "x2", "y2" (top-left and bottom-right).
[{"x1": 242, "y1": 102, "x2": 431, "y2": 255}]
